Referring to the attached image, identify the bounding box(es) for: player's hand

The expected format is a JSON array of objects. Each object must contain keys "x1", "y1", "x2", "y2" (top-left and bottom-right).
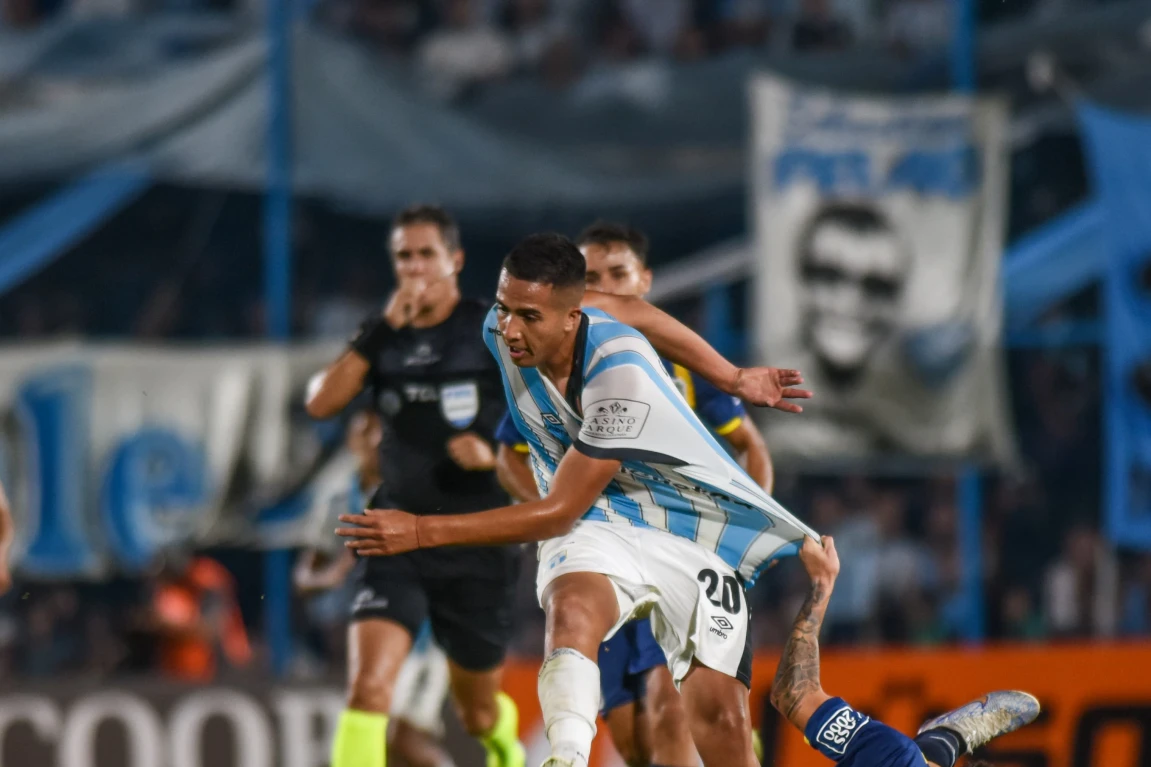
[
  {"x1": 798, "y1": 535, "x2": 839, "y2": 585},
  {"x1": 337, "y1": 510, "x2": 420, "y2": 556},
  {"x1": 731, "y1": 367, "x2": 811, "y2": 413},
  {"x1": 447, "y1": 432, "x2": 496, "y2": 471}
]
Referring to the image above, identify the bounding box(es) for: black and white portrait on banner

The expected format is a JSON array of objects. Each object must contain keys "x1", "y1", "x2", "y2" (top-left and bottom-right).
[{"x1": 750, "y1": 74, "x2": 1016, "y2": 462}]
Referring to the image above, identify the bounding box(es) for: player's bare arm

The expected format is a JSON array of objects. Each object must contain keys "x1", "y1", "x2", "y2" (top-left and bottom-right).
[
  {"x1": 337, "y1": 448, "x2": 620, "y2": 556},
  {"x1": 581, "y1": 291, "x2": 811, "y2": 412},
  {"x1": 770, "y1": 535, "x2": 838, "y2": 731},
  {"x1": 723, "y1": 420, "x2": 774, "y2": 493},
  {"x1": 496, "y1": 446, "x2": 540, "y2": 502},
  {"x1": 0, "y1": 479, "x2": 12, "y2": 594}
]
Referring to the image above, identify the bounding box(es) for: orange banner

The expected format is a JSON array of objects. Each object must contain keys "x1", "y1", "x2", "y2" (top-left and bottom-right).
[{"x1": 503, "y1": 643, "x2": 1151, "y2": 767}]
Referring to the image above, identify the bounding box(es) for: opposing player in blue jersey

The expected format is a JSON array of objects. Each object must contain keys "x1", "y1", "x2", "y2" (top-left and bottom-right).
[
  {"x1": 495, "y1": 222, "x2": 773, "y2": 767},
  {"x1": 772, "y1": 535, "x2": 1040, "y2": 767},
  {"x1": 338, "y1": 233, "x2": 817, "y2": 767}
]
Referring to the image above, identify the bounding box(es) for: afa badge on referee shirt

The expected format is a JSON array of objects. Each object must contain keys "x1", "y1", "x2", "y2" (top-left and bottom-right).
[{"x1": 440, "y1": 382, "x2": 479, "y2": 428}]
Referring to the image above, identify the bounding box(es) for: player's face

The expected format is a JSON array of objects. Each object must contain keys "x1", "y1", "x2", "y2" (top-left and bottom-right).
[
  {"x1": 801, "y1": 221, "x2": 904, "y2": 373},
  {"x1": 581, "y1": 241, "x2": 652, "y2": 298},
  {"x1": 390, "y1": 223, "x2": 462, "y2": 302},
  {"x1": 495, "y1": 270, "x2": 582, "y2": 368}
]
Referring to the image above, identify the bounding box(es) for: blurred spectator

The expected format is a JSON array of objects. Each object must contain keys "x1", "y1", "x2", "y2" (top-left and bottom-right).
[
  {"x1": 21, "y1": 588, "x2": 83, "y2": 677},
  {"x1": 501, "y1": 0, "x2": 566, "y2": 72},
  {"x1": 1120, "y1": 554, "x2": 1151, "y2": 636},
  {"x1": 417, "y1": 0, "x2": 515, "y2": 100},
  {"x1": 714, "y1": 0, "x2": 772, "y2": 50},
  {"x1": 618, "y1": 0, "x2": 699, "y2": 58},
  {"x1": 999, "y1": 585, "x2": 1045, "y2": 640},
  {"x1": 885, "y1": 0, "x2": 951, "y2": 57},
  {"x1": 147, "y1": 551, "x2": 253, "y2": 681},
  {"x1": 1043, "y1": 523, "x2": 1118, "y2": 638},
  {"x1": 819, "y1": 487, "x2": 881, "y2": 643},
  {"x1": 790, "y1": 0, "x2": 852, "y2": 52}
]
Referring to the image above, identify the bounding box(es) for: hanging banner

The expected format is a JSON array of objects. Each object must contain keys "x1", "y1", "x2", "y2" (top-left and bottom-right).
[
  {"x1": 0, "y1": 342, "x2": 337, "y2": 577},
  {"x1": 750, "y1": 73, "x2": 1015, "y2": 461}
]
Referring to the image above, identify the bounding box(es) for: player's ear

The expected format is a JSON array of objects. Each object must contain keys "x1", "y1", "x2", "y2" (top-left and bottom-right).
[
  {"x1": 639, "y1": 268, "x2": 653, "y2": 296},
  {"x1": 451, "y1": 249, "x2": 465, "y2": 276},
  {"x1": 565, "y1": 307, "x2": 582, "y2": 332}
]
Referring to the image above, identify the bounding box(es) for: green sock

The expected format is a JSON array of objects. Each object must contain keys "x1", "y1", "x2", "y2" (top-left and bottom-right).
[
  {"x1": 332, "y1": 709, "x2": 388, "y2": 767},
  {"x1": 481, "y1": 692, "x2": 526, "y2": 767},
  {"x1": 752, "y1": 728, "x2": 764, "y2": 763}
]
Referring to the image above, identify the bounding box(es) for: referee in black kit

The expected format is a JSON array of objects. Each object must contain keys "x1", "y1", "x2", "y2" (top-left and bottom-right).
[{"x1": 306, "y1": 205, "x2": 525, "y2": 767}]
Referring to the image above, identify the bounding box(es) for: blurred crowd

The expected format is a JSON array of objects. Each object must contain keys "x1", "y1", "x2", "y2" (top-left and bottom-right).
[{"x1": 4, "y1": 0, "x2": 1097, "y2": 98}]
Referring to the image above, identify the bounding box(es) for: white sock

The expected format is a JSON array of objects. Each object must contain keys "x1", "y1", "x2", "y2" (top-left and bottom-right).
[{"x1": 538, "y1": 648, "x2": 599, "y2": 766}]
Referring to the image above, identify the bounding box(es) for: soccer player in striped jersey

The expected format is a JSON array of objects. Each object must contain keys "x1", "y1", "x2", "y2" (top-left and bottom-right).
[
  {"x1": 772, "y1": 535, "x2": 1039, "y2": 767},
  {"x1": 338, "y1": 233, "x2": 816, "y2": 767},
  {"x1": 495, "y1": 222, "x2": 773, "y2": 767}
]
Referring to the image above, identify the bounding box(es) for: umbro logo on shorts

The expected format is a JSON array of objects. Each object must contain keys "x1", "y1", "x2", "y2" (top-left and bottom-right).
[{"x1": 709, "y1": 615, "x2": 732, "y2": 640}]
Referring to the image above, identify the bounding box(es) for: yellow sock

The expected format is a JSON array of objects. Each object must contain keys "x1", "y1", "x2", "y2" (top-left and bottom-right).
[
  {"x1": 752, "y1": 728, "x2": 764, "y2": 763},
  {"x1": 481, "y1": 692, "x2": 526, "y2": 767},
  {"x1": 331, "y1": 709, "x2": 388, "y2": 767}
]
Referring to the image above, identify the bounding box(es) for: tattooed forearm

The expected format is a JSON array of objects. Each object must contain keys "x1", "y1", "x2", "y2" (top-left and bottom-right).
[{"x1": 770, "y1": 579, "x2": 831, "y2": 727}]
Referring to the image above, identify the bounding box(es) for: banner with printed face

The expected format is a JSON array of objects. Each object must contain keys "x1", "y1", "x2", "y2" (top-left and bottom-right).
[
  {"x1": 0, "y1": 343, "x2": 337, "y2": 578},
  {"x1": 750, "y1": 74, "x2": 1015, "y2": 461}
]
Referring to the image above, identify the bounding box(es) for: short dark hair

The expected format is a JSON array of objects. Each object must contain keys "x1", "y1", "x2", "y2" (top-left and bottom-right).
[
  {"x1": 391, "y1": 204, "x2": 461, "y2": 251},
  {"x1": 502, "y1": 233, "x2": 586, "y2": 291},
  {"x1": 576, "y1": 220, "x2": 650, "y2": 265}
]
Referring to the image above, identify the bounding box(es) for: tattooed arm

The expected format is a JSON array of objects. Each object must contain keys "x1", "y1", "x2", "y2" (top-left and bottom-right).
[{"x1": 769, "y1": 535, "x2": 839, "y2": 731}]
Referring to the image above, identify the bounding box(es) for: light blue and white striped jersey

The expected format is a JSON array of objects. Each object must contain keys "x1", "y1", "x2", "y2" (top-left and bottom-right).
[{"x1": 484, "y1": 306, "x2": 818, "y2": 585}]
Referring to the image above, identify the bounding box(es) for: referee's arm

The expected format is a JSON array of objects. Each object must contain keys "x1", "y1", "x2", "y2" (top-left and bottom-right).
[
  {"x1": 307, "y1": 314, "x2": 392, "y2": 418},
  {"x1": 306, "y1": 349, "x2": 371, "y2": 419},
  {"x1": 337, "y1": 449, "x2": 620, "y2": 555}
]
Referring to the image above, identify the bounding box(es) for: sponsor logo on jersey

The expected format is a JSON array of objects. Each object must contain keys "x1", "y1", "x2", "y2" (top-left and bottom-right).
[
  {"x1": 815, "y1": 705, "x2": 870, "y2": 755},
  {"x1": 440, "y1": 382, "x2": 479, "y2": 428},
  {"x1": 583, "y1": 399, "x2": 650, "y2": 440},
  {"x1": 403, "y1": 383, "x2": 439, "y2": 403},
  {"x1": 404, "y1": 342, "x2": 441, "y2": 367},
  {"x1": 541, "y1": 413, "x2": 563, "y2": 426}
]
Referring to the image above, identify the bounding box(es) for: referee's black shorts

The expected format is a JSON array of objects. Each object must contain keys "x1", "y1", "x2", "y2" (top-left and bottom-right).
[{"x1": 347, "y1": 497, "x2": 521, "y2": 671}]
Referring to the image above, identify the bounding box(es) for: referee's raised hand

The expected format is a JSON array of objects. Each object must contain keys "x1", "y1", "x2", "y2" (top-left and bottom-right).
[{"x1": 337, "y1": 509, "x2": 420, "y2": 557}]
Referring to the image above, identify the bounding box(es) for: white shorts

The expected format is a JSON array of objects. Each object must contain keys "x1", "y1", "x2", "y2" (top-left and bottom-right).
[
  {"x1": 391, "y1": 640, "x2": 450, "y2": 736},
  {"x1": 536, "y1": 521, "x2": 752, "y2": 688}
]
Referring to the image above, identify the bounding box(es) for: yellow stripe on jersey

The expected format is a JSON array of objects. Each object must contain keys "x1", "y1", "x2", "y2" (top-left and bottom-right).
[
  {"x1": 714, "y1": 416, "x2": 743, "y2": 436},
  {"x1": 672, "y1": 364, "x2": 696, "y2": 409},
  {"x1": 513, "y1": 443, "x2": 530, "y2": 454}
]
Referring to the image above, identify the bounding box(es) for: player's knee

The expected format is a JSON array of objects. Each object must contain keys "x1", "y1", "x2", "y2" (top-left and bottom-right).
[
  {"x1": 454, "y1": 694, "x2": 498, "y2": 736},
  {"x1": 693, "y1": 697, "x2": 749, "y2": 745},
  {"x1": 650, "y1": 692, "x2": 690, "y2": 744},
  {"x1": 347, "y1": 669, "x2": 395, "y2": 713},
  {"x1": 543, "y1": 575, "x2": 616, "y2": 649}
]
